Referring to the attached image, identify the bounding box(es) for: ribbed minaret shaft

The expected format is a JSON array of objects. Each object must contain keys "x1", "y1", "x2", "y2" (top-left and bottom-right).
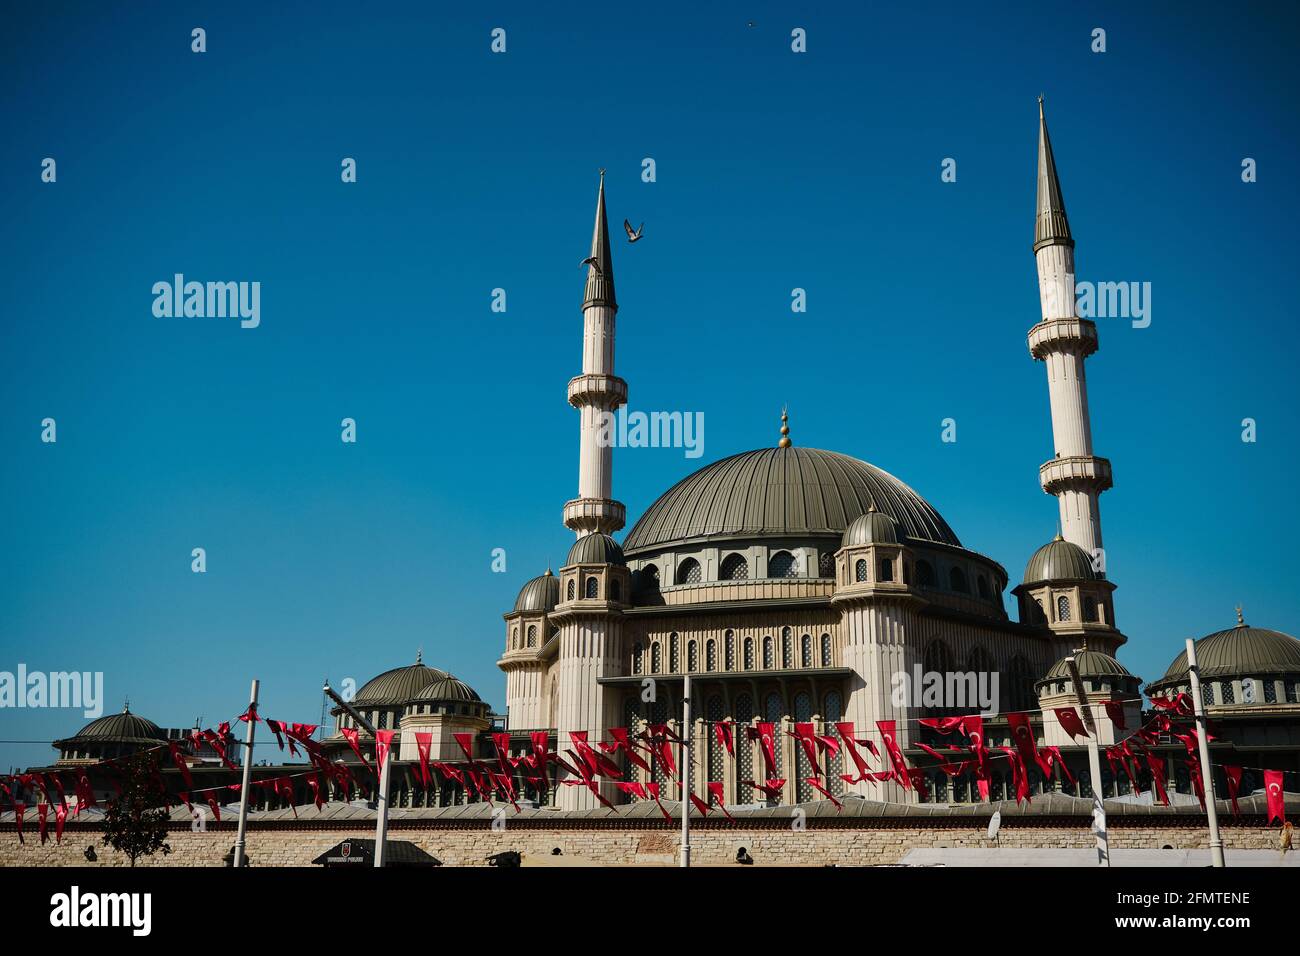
[
  {"x1": 563, "y1": 171, "x2": 627, "y2": 537},
  {"x1": 1029, "y1": 99, "x2": 1111, "y2": 559}
]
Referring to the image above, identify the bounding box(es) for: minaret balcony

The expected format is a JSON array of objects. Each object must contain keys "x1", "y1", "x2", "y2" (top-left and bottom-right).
[
  {"x1": 567, "y1": 374, "x2": 627, "y2": 409},
  {"x1": 1028, "y1": 317, "x2": 1099, "y2": 359},
  {"x1": 1039, "y1": 455, "x2": 1113, "y2": 495},
  {"x1": 563, "y1": 497, "x2": 625, "y2": 534}
]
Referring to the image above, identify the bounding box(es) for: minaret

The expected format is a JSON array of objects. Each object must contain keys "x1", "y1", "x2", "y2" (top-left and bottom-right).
[
  {"x1": 563, "y1": 170, "x2": 628, "y2": 538},
  {"x1": 1029, "y1": 98, "x2": 1112, "y2": 561}
]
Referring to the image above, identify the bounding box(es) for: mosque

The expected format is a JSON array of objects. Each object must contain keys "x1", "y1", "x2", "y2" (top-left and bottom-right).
[{"x1": 28, "y1": 103, "x2": 1300, "y2": 815}]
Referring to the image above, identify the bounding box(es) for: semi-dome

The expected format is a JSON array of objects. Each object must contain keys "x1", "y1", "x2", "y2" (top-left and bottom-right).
[
  {"x1": 354, "y1": 653, "x2": 449, "y2": 705},
  {"x1": 1023, "y1": 535, "x2": 1097, "y2": 584},
  {"x1": 567, "y1": 532, "x2": 626, "y2": 566},
  {"x1": 1155, "y1": 617, "x2": 1300, "y2": 684},
  {"x1": 623, "y1": 446, "x2": 959, "y2": 553},
  {"x1": 1042, "y1": 650, "x2": 1133, "y2": 682},
  {"x1": 514, "y1": 570, "x2": 560, "y2": 612},
  {"x1": 842, "y1": 505, "x2": 900, "y2": 547},
  {"x1": 412, "y1": 675, "x2": 482, "y2": 703},
  {"x1": 61, "y1": 705, "x2": 165, "y2": 744}
]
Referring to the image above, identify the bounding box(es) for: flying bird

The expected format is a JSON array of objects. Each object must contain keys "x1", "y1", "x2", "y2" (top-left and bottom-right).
[
  {"x1": 623, "y1": 219, "x2": 644, "y2": 243},
  {"x1": 580, "y1": 256, "x2": 603, "y2": 275}
]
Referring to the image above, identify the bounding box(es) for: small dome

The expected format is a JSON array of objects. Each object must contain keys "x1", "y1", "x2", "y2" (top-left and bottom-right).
[
  {"x1": 514, "y1": 570, "x2": 560, "y2": 612},
  {"x1": 411, "y1": 675, "x2": 482, "y2": 703},
  {"x1": 1155, "y1": 618, "x2": 1300, "y2": 685},
  {"x1": 567, "y1": 532, "x2": 626, "y2": 567},
  {"x1": 1023, "y1": 535, "x2": 1097, "y2": 584},
  {"x1": 1042, "y1": 651, "x2": 1133, "y2": 682},
  {"x1": 63, "y1": 706, "x2": 165, "y2": 744},
  {"x1": 841, "y1": 505, "x2": 900, "y2": 547},
  {"x1": 354, "y1": 654, "x2": 449, "y2": 705}
]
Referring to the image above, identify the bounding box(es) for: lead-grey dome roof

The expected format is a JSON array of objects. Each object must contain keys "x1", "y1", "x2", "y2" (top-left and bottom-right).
[
  {"x1": 514, "y1": 570, "x2": 560, "y2": 612},
  {"x1": 411, "y1": 675, "x2": 482, "y2": 703},
  {"x1": 623, "y1": 446, "x2": 959, "y2": 553},
  {"x1": 1155, "y1": 622, "x2": 1300, "y2": 684},
  {"x1": 57, "y1": 706, "x2": 165, "y2": 745},
  {"x1": 842, "y1": 506, "x2": 900, "y2": 547},
  {"x1": 1023, "y1": 536, "x2": 1098, "y2": 584},
  {"x1": 1042, "y1": 651, "x2": 1133, "y2": 682},
  {"x1": 567, "y1": 532, "x2": 626, "y2": 567},
  {"x1": 353, "y1": 654, "x2": 449, "y2": 705}
]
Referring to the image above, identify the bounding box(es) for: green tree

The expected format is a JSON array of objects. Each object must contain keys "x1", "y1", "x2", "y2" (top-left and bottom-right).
[{"x1": 101, "y1": 751, "x2": 172, "y2": 866}]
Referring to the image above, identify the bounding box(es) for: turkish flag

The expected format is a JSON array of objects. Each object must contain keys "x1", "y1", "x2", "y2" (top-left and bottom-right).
[
  {"x1": 54, "y1": 801, "x2": 68, "y2": 844},
  {"x1": 715, "y1": 721, "x2": 735, "y2": 758},
  {"x1": 491, "y1": 732, "x2": 515, "y2": 774},
  {"x1": 38, "y1": 802, "x2": 48, "y2": 844},
  {"x1": 168, "y1": 741, "x2": 194, "y2": 790},
  {"x1": 414, "y1": 732, "x2": 433, "y2": 788},
  {"x1": 835, "y1": 722, "x2": 871, "y2": 781},
  {"x1": 1149, "y1": 692, "x2": 1193, "y2": 716},
  {"x1": 877, "y1": 721, "x2": 912, "y2": 790},
  {"x1": 998, "y1": 747, "x2": 1032, "y2": 805},
  {"x1": 307, "y1": 772, "x2": 325, "y2": 811},
  {"x1": 806, "y1": 777, "x2": 843, "y2": 810},
  {"x1": 1007, "y1": 712, "x2": 1049, "y2": 776},
  {"x1": 601, "y1": 728, "x2": 653, "y2": 773},
  {"x1": 689, "y1": 793, "x2": 712, "y2": 816},
  {"x1": 204, "y1": 792, "x2": 222, "y2": 823},
  {"x1": 1223, "y1": 765, "x2": 1244, "y2": 817},
  {"x1": 918, "y1": 717, "x2": 967, "y2": 734},
  {"x1": 644, "y1": 782, "x2": 672, "y2": 821},
  {"x1": 1053, "y1": 707, "x2": 1090, "y2": 740},
  {"x1": 1145, "y1": 753, "x2": 1170, "y2": 806},
  {"x1": 743, "y1": 779, "x2": 786, "y2": 801},
  {"x1": 1042, "y1": 746, "x2": 1075, "y2": 785},
  {"x1": 755, "y1": 723, "x2": 778, "y2": 778},
  {"x1": 453, "y1": 732, "x2": 476, "y2": 763},
  {"x1": 13, "y1": 802, "x2": 24, "y2": 843},
  {"x1": 375, "y1": 730, "x2": 396, "y2": 773},
  {"x1": 1102, "y1": 700, "x2": 1127, "y2": 730},
  {"x1": 707, "y1": 781, "x2": 734, "y2": 820},
  {"x1": 615, "y1": 781, "x2": 647, "y2": 800},
  {"x1": 1264, "y1": 769, "x2": 1286, "y2": 826},
  {"x1": 202, "y1": 729, "x2": 238, "y2": 770},
  {"x1": 789, "y1": 723, "x2": 821, "y2": 777},
  {"x1": 340, "y1": 727, "x2": 372, "y2": 772}
]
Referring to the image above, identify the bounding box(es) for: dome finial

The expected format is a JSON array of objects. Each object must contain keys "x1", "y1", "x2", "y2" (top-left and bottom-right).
[
  {"x1": 1236, "y1": 604, "x2": 1245, "y2": 628},
  {"x1": 122, "y1": 697, "x2": 130, "y2": 714},
  {"x1": 778, "y1": 407, "x2": 792, "y2": 448},
  {"x1": 416, "y1": 647, "x2": 423, "y2": 664}
]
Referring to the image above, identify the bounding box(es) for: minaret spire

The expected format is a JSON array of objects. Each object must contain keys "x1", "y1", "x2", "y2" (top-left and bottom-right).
[
  {"x1": 1034, "y1": 96, "x2": 1073, "y2": 252},
  {"x1": 583, "y1": 169, "x2": 617, "y2": 311},
  {"x1": 1027, "y1": 98, "x2": 1112, "y2": 562},
  {"x1": 564, "y1": 170, "x2": 628, "y2": 537}
]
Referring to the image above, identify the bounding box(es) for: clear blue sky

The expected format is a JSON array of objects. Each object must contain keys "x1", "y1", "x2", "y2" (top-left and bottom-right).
[{"x1": 2, "y1": 1, "x2": 1297, "y2": 771}]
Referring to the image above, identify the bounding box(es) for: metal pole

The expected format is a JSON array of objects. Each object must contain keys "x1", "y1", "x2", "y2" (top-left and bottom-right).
[
  {"x1": 1064, "y1": 656, "x2": 1109, "y2": 867},
  {"x1": 323, "y1": 680, "x2": 390, "y2": 868},
  {"x1": 680, "y1": 673, "x2": 692, "y2": 868},
  {"x1": 1186, "y1": 638, "x2": 1226, "y2": 867},
  {"x1": 232, "y1": 679, "x2": 259, "y2": 868}
]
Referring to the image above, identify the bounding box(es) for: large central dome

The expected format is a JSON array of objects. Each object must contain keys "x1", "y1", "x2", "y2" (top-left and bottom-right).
[{"x1": 623, "y1": 446, "x2": 960, "y2": 552}]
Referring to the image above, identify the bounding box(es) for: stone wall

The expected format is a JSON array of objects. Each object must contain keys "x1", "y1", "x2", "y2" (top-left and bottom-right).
[{"x1": 0, "y1": 819, "x2": 1284, "y2": 867}]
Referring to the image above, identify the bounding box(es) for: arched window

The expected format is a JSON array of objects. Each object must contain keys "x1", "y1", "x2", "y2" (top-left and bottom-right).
[
  {"x1": 511, "y1": 627, "x2": 518, "y2": 649},
  {"x1": 916, "y1": 560, "x2": 936, "y2": 587},
  {"x1": 675, "y1": 558, "x2": 702, "y2": 585},
  {"x1": 706, "y1": 639, "x2": 717, "y2": 671},
  {"x1": 585, "y1": 576, "x2": 599, "y2": 598},
  {"x1": 610, "y1": 578, "x2": 621, "y2": 602},
  {"x1": 801, "y1": 634, "x2": 812, "y2": 667},
  {"x1": 949, "y1": 567, "x2": 968, "y2": 593},
  {"x1": 854, "y1": 559, "x2": 868, "y2": 582},
  {"x1": 651, "y1": 642, "x2": 662, "y2": 673},
  {"x1": 768, "y1": 551, "x2": 798, "y2": 578},
  {"x1": 966, "y1": 646, "x2": 992, "y2": 675},
  {"x1": 720, "y1": 553, "x2": 749, "y2": 580},
  {"x1": 1056, "y1": 595, "x2": 1071, "y2": 622},
  {"x1": 781, "y1": 627, "x2": 793, "y2": 668},
  {"x1": 878, "y1": 558, "x2": 894, "y2": 582},
  {"x1": 641, "y1": 564, "x2": 660, "y2": 589},
  {"x1": 924, "y1": 640, "x2": 952, "y2": 676},
  {"x1": 725, "y1": 631, "x2": 735, "y2": 670},
  {"x1": 1202, "y1": 681, "x2": 1215, "y2": 707},
  {"x1": 764, "y1": 693, "x2": 785, "y2": 778},
  {"x1": 1082, "y1": 596, "x2": 1097, "y2": 622},
  {"x1": 687, "y1": 640, "x2": 699, "y2": 672},
  {"x1": 818, "y1": 551, "x2": 836, "y2": 577},
  {"x1": 735, "y1": 693, "x2": 755, "y2": 784},
  {"x1": 744, "y1": 637, "x2": 755, "y2": 670},
  {"x1": 669, "y1": 633, "x2": 680, "y2": 672},
  {"x1": 566, "y1": 579, "x2": 576, "y2": 601},
  {"x1": 820, "y1": 633, "x2": 832, "y2": 667},
  {"x1": 1220, "y1": 681, "x2": 1235, "y2": 704},
  {"x1": 762, "y1": 636, "x2": 774, "y2": 669},
  {"x1": 1008, "y1": 654, "x2": 1034, "y2": 711},
  {"x1": 632, "y1": 643, "x2": 643, "y2": 675},
  {"x1": 794, "y1": 692, "x2": 814, "y2": 802},
  {"x1": 527, "y1": 625, "x2": 537, "y2": 647},
  {"x1": 977, "y1": 576, "x2": 990, "y2": 599},
  {"x1": 706, "y1": 694, "x2": 726, "y2": 783},
  {"x1": 823, "y1": 690, "x2": 845, "y2": 794}
]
